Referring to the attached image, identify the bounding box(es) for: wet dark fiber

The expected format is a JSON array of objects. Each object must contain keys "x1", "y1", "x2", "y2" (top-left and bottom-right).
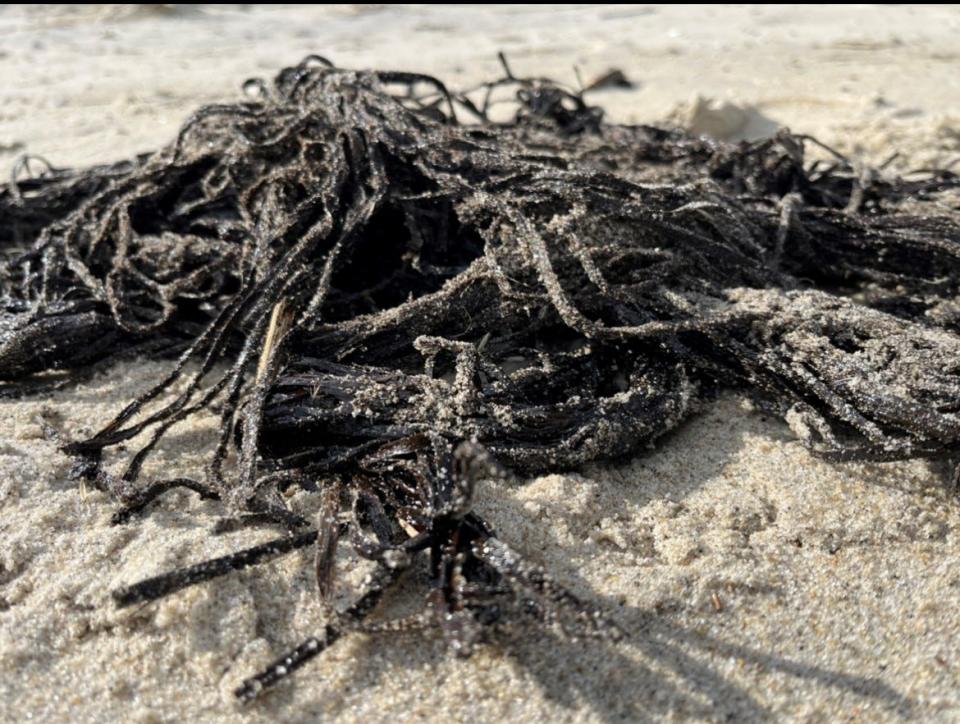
[{"x1": 2, "y1": 57, "x2": 960, "y2": 701}]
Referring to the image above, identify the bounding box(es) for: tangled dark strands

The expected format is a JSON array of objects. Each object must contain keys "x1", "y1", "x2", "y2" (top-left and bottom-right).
[{"x1": 3, "y1": 55, "x2": 960, "y2": 701}]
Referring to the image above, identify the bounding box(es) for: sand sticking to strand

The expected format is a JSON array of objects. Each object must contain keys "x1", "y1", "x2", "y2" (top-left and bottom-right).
[{"x1": 2, "y1": 5, "x2": 960, "y2": 722}]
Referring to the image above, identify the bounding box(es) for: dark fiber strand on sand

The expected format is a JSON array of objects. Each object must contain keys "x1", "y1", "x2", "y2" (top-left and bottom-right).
[{"x1": 2, "y1": 57, "x2": 960, "y2": 700}]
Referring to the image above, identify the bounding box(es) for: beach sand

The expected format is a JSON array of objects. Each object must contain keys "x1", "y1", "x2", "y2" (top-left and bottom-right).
[{"x1": 2, "y1": 6, "x2": 960, "y2": 722}]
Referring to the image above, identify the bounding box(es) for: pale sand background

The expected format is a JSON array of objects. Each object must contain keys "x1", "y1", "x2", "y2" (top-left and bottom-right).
[{"x1": 2, "y1": 5, "x2": 960, "y2": 722}]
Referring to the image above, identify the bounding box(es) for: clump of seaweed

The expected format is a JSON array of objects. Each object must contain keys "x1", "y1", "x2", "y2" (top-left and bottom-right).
[{"x1": 2, "y1": 56, "x2": 960, "y2": 701}]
